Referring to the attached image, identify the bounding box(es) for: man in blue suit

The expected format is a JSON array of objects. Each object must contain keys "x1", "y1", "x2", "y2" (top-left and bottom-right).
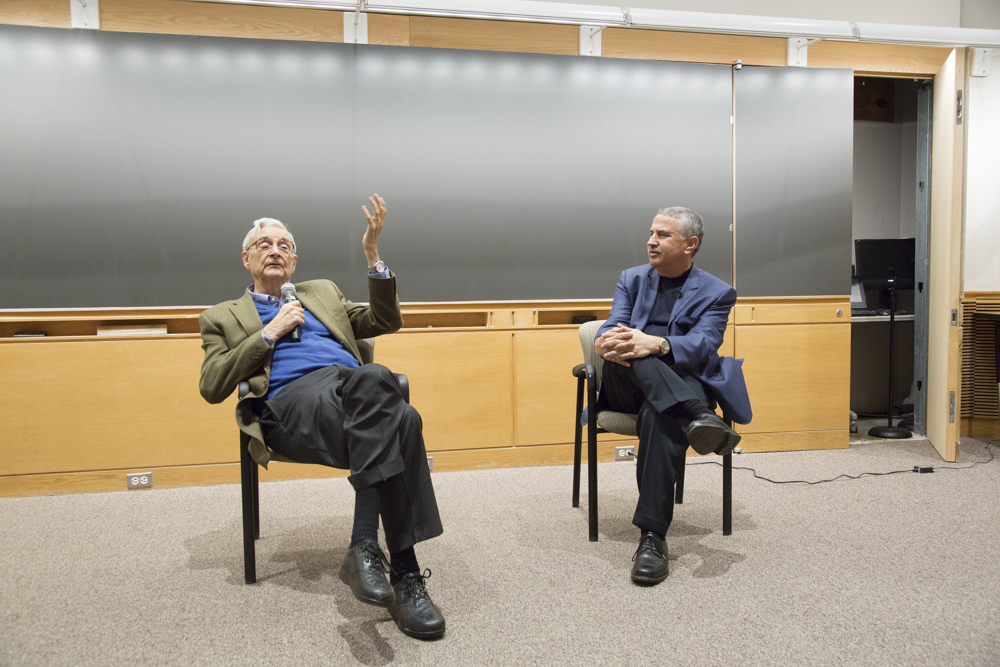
[{"x1": 595, "y1": 206, "x2": 751, "y2": 586}]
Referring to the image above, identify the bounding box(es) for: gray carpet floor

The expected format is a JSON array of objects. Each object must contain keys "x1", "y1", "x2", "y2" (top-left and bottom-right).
[{"x1": 2, "y1": 436, "x2": 999, "y2": 667}]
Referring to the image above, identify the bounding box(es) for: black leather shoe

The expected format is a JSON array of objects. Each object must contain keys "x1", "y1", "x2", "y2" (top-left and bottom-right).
[
  {"x1": 686, "y1": 411, "x2": 737, "y2": 456},
  {"x1": 339, "y1": 541, "x2": 394, "y2": 608},
  {"x1": 388, "y1": 570, "x2": 446, "y2": 640},
  {"x1": 715, "y1": 427, "x2": 742, "y2": 456},
  {"x1": 631, "y1": 531, "x2": 668, "y2": 585}
]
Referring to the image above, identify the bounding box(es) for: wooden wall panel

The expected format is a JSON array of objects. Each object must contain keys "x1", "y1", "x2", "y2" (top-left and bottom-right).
[
  {"x1": 603, "y1": 28, "x2": 785, "y2": 67},
  {"x1": 0, "y1": 339, "x2": 235, "y2": 476},
  {"x1": 515, "y1": 329, "x2": 582, "y2": 447},
  {"x1": 0, "y1": 0, "x2": 68, "y2": 29},
  {"x1": 409, "y1": 16, "x2": 577, "y2": 54},
  {"x1": 373, "y1": 330, "x2": 514, "y2": 451},
  {"x1": 738, "y1": 430, "x2": 848, "y2": 452},
  {"x1": 100, "y1": 0, "x2": 344, "y2": 42},
  {"x1": 735, "y1": 323, "x2": 851, "y2": 434}
]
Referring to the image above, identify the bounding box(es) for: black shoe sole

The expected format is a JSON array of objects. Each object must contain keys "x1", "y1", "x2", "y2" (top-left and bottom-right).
[
  {"x1": 686, "y1": 421, "x2": 730, "y2": 455},
  {"x1": 390, "y1": 614, "x2": 446, "y2": 640},
  {"x1": 338, "y1": 566, "x2": 393, "y2": 608},
  {"x1": 714, "y1": 430, "x2": 742, "y2": 456}
]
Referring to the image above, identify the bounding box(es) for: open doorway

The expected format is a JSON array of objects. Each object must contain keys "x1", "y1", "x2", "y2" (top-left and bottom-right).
[{"x1": 850, "y1": 76, "x2": 931, "y2": 437}]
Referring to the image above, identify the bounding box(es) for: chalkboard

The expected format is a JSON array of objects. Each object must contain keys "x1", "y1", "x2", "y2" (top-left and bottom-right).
[
  {"x1": 0, "y1": 26, "x2": 735, "y2": 307},
  {"x1": 735, "y1": 66, "x2": 854, "y2": 296}
]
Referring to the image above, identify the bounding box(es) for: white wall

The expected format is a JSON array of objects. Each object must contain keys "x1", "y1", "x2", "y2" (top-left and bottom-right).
[
  {"x1": 965, "y1": 70, "x2": 1000, "y2": 291},
  {"x1": 546, "y1": 0, "x2": 962, "y2": 27},
  {"x1": 853, "y1": 121, "x2": 902, "y2": 243}
]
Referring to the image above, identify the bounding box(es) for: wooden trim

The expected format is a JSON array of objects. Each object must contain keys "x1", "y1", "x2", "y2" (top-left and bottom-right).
[
  {"x1": 408, "y1": 16, "x2": 577, "y2": 54},
  {"x1": 808, "y1": 40, "x2": 950, "y2": 77},
  {"x1": 960, "y1": 417, "x2": 1000, "y2": 439},
  {"x1": 0, "y1": 0, "x2": 69, "y2": 29},
  {"x1": 100, "y1": 0, "x2": 344, "y2": 42},
  {"x1": 369, "y1": 12, "x2": 409, "y2": 46},
  {"x1": 736, "y1": 430, "x2": 849, "y2": 453},
  {"x1": 0, "y1": 2, "x2": 959, "y2": 78},
  {"x1": 0, "y1": 440, "x2": 637, "y2": 497},
  {"x1": 734, "y1": 301, "x2": 850, "y2": 325},
  {"x1": 602, "y1": 28, "x2": 785, "y2": 66}
]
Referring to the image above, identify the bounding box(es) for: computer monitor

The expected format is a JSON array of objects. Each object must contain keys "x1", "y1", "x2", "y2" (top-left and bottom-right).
[
  {"x1": 854, "y1": 238, "x2": 915, "y2": 291},
  {"x1": 850, "y1": 278, "x2": 868, "y2": 310}
]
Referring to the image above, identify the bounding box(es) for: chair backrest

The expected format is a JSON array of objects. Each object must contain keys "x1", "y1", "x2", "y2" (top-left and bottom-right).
[
  {"x1": 577, "y1": 319, "x2": 606, "y2": 383},
  {"x1": 357, "y1": 337, "x2": 375, "y2": 365}
]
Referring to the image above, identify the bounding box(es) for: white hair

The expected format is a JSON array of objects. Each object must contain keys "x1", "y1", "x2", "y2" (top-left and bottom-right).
[{"x1": 242, "y1": 217, "x2": 296, "y2": 252}]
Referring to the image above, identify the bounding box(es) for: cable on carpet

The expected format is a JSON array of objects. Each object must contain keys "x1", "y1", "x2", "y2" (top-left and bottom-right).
[{"x1": 685, "y1": 440, "x2": 995, "y2": 485}]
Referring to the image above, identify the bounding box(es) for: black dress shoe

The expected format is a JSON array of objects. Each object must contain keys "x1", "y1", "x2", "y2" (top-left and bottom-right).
[
  {"x1": 686, "y1": 411, "x2": 738, "y2": 456},
  {"x1": 388, "y1": 570, "x2": 446, "y2": 640},
  {"x1": 339, "y1": 541, "x2": 394, "y2": 607},
  {"x1": 631, "y1": 531, "x2": 669, "y2": 585},
  {"x1": 715, "y1": 427, "x2": 742, "y2": 456}
]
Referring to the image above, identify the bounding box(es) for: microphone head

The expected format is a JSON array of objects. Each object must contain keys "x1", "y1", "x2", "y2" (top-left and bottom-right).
[{"x1": 280, "y1": 283, "x2": 296, "y2": 299}]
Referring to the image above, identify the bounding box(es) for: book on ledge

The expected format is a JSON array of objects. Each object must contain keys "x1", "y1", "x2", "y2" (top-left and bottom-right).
[{"x1": 96, "y1": 324, "x2": 169, "y2": 336}]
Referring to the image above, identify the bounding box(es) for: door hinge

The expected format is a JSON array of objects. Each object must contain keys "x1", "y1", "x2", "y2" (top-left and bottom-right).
[{"x1": 957, "y1": 90, "x2": 963, "y2": 124}]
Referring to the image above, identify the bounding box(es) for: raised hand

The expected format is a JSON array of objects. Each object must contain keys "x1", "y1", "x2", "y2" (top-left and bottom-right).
[{"x1": 362, "y1": 193, "x2": 386, "y2": 266}]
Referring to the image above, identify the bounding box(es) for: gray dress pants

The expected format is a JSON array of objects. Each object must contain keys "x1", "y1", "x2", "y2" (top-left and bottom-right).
[
  {"x1": 599, "y1": 356, "x2": 709, "y2": 537},
  {"x1": 259, "y1": 363, "x2": 443, "y2": 553}
]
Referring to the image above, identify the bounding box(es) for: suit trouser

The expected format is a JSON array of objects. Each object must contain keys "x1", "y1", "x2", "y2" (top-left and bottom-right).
[
  {"x1": 599, "y1": 356, "x2": 709, "y2": 537},
  {"x1": 259, "y1": 363, "x2": 443, "y2": 554}
]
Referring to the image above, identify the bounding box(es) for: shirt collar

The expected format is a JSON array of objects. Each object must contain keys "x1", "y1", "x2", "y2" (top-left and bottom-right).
[{"x1": 248, "y1": 287, "x2": 282, "y2": 307}]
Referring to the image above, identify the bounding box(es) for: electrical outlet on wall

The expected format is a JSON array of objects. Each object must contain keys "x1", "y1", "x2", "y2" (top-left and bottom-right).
[{"x1": 126, "y1": 472, "x2": 153, "y2": 489}]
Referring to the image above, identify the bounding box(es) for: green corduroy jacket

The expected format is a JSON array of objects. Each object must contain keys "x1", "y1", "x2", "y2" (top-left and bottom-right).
[{"x1": 198, "y1": 275, "x2": 403, "y2": 468}]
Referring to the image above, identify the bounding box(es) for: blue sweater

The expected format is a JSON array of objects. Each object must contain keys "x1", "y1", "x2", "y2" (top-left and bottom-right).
[{"x1": 251, "y1": 292, "x2": 359, "y2": 399}]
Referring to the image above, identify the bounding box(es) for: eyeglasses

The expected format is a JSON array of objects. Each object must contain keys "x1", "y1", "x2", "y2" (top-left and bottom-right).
[{"x1": 253, "y1": 237, "x2": 294, "y2": 255}]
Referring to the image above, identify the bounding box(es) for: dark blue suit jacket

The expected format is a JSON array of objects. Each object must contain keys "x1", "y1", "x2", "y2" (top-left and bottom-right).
[{"x1": 597, "y1": 264, "x2": 752, "y2": 424}]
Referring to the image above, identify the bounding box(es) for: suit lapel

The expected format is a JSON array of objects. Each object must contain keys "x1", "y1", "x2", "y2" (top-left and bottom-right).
[
  {"x1": 633, "y1": 267, "x2": 660, "y2": 330},
  {"x1": 229, "y1": 289, "x2": 263, "y2": 337},
  {"x1": 668, "y1": 265, "x2": 702, "y2": 327},
  {"x1": 297, "y1": 283, "x2": 355, "y2": 352}
]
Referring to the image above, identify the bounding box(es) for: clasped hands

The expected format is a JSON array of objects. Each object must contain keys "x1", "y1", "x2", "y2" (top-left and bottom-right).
[{"x1": 595, "y1": 324, "x2": 662, "y2": 367}]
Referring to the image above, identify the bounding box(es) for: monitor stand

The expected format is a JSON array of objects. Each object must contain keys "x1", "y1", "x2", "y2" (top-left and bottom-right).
[{"x1": 869, "y1": 277, "x2": 912, "y2": 439}]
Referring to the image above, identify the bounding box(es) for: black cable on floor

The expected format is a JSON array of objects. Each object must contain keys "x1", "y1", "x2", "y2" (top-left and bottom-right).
[{"x1": 686, "y1": 441, "x2": 996, "y2": 485}]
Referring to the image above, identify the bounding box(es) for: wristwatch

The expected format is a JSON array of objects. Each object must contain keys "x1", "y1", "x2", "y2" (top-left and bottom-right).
[
  {"x1": 657, "y1": 337, "x2": 670, "y2": 356},
  {"x1": 368, "y1": 260, "x2": 386, "y2": 274}
]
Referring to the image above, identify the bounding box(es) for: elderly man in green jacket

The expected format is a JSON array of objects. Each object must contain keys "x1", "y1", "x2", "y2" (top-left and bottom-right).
[{"x1": 198, "y1": 195, "x2": 445, "y2": 640}]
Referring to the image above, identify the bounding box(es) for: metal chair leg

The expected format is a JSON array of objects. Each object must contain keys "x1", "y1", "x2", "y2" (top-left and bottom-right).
[
  {"x1": 240, "y1": 435, "x2": 257, "y2": 584},
  {"x1": 586, "y1": 368, "x2": 599, "y2": 542},
  {"x1": 572, "y1": 375, "x2": 584, "y2": 509},
  {"x1": 251, "y1": 456, "x2": 260, "y2": 540},
  {"x1": 675, "y1": 450, "x2": 686, "y2": 504},
  {"x1": 722, "y1": 452, "x2": 732, "y2": 536}
]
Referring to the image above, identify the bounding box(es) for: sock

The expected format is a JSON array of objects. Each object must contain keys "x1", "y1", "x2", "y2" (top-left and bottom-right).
[
  {"x1": 350, "y1": 484, "x2": 381, "y2": 547},
  {"x1": 681, "y1": 399, "x2": 706, "y2": 420},
  {"x1": 389, "y1": 547, "x2": 420, "y2": 585}
]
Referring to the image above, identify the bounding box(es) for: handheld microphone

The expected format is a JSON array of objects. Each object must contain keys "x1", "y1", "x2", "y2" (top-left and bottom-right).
[{"x1": 280, "y1": 282, "x2": 301, "y2": 343}]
